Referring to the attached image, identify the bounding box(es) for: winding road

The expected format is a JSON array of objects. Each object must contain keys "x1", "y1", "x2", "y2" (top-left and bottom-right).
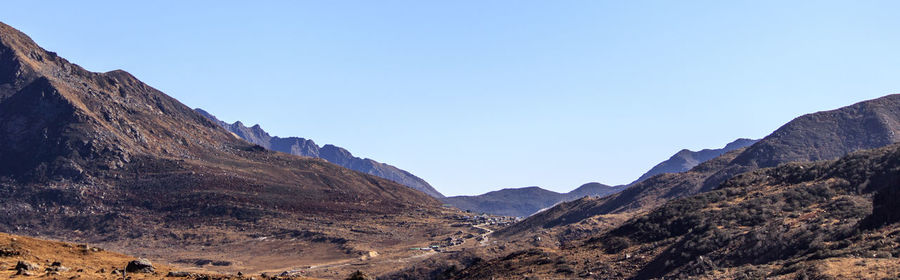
[{"x1": 472, "y1": 223, "x2": 494, "y2": 246}]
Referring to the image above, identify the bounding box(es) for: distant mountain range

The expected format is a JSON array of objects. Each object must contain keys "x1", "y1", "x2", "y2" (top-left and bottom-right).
[
  {"x1": 631, "y1": 138, "x2": 758, "y2": 184},
  {"x1": 194, "y1": 109, "x2": 444, "y2": 198},
  {"x1": 445, "y1": 139, "x2": 756, "y2": 217},
  {"x1": 442, "y1": 183, "x2": 625, "y2": 217}
]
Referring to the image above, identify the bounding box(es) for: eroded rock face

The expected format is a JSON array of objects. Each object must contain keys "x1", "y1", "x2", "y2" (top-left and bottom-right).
[{"x1": 125, "y1": 258, "x2": 154, "y2": 273}]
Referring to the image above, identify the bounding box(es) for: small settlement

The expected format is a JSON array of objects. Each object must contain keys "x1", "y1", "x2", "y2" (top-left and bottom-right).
[{"x1": 410, "y1": 214, "x2": 520, "y2": 252}]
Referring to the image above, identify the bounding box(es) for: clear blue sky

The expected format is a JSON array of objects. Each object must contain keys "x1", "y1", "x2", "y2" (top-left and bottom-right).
[{"x1": 3, "y1": 1, "x2": 898, "y2": 196}]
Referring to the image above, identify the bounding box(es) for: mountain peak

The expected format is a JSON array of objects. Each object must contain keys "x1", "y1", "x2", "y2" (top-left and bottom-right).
[
  {"x1": 631, "y1": 138, "x2": 759, "y2": 184},
  {"x1": 730, "y1": 94, "x2": 900, "y2": 169}
]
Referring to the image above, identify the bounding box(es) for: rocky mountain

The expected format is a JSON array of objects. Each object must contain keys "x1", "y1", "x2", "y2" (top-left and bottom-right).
[
  {"x1": 442, "y1": 183, "x2": 625, "y2": 217},
  {"x1": 0, "y1": 21, "x2": 467, "y2": 272},
  {"x1": 706, "y1": 96, "x2": 900, "y2": 190},
  {"x1": 444, "y1": 142, "x2": 900, "y2": 279},
  {"x1": 631, "y1": 138, "x2": 758, "y2": 184},
  {"x1": 194, "y1": 109, "x2": 444, "y2": 198},
  {"x1": 500, "y1": 94, "x2": 900, "y2": 236}
]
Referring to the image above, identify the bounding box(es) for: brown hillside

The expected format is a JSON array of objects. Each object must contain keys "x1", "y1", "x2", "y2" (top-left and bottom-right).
[
  {"x1": 0, "y1": 21, "x2": 465, "y2": 275},
  {"x1": 429, "y1": 143, "x2": 900, "y2": 279}
]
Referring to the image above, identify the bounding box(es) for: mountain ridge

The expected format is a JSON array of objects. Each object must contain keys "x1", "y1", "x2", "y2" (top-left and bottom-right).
[
  {"x1": 444, "y1": 138, "x2": 758, "y2": 218},
  {"x1": 499, "y1": 93, "x2": 900, "y2": 236},
  {"x1": 194, "y1": 109, "x2": 444, "y2": 198},
  {"x1": 442, "y1": 182, "x2": 625, "y2": 217},
  {"x1": 631, "y1": 138, "x2": 758, "y2": 184}
]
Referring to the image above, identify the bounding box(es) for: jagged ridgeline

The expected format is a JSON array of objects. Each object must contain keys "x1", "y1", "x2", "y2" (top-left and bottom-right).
[{"x1": 194, "y1": 108, "x2": 444, "y2": 198}]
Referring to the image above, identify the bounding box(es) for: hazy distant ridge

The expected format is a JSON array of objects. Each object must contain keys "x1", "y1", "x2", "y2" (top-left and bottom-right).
[{"x1": 442, "y1": 182, "x2": 624, "y2": 217}]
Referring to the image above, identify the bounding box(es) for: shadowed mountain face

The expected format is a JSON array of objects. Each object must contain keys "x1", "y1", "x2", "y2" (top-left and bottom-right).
[
  {"x1": 631, "y1": 138, "x2": 758, "y2": 184},
  {"x1": 500, "y1": 94, "x2": 900, "y2": 235},
  {"x1": 194, "y1": 109, "x2": 444, "y2": 198},
  {"x1": 0, "y1": 22, "x2": 457, "y2": 269},
  {"x1": 442, "y1": 183, "x2": 625, "y2": 217}
]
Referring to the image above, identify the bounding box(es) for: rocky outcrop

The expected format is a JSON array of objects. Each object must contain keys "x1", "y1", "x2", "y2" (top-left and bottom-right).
[
  {"x1": 15, "y1": 260, "x2": 37, "y2": 271},
  {"x1": 125, "y1": 258, "x2": 154, "y2": 273}
]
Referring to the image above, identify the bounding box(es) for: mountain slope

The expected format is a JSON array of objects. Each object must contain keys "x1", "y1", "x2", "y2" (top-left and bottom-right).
[
  {"x1": 195, "y1": 109, "x2": 444, "y2": 198},
  {"x1": 500, "y1": 94, "x2": 900, "y2": 236},
  {"x1": 706, "y1": 97, "x2": 900, "y2": 190},
  {"x1": 456, "y1": 143, "x2": 900, "y2": 279},
  {"x1": 0, "y1": 21, "x2": 463, "y2": 272},
  {"x1": 631, "y1": 138, "x2": 757, "y2": 184},
  {"x1": 443, "y1": 183, "x2": 625, "y2": 217}
]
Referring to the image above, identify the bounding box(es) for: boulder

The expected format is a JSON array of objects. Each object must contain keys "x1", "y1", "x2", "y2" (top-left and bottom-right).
[
  {"x1": 46, "y1": 261, "x2": 69, "y2": 272},
  {"x1": 167, "y1": 271, "x2": 193, "y2": 277},
  {"x1": 15, "y1": 260, "x2": 38, "y2": 271},
  {"x1": 125, "y1": 258, "x2": 155, "y2": 273}
]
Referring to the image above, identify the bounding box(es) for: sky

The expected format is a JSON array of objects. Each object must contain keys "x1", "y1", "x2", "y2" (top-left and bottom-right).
[{"x1": 2, "y1": 1, "x2": 899, "y2": 196}]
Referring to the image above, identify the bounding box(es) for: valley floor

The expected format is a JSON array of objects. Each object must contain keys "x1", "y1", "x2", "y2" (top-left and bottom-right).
[{"x1": 0, "y1": 211, "x2": 510, "y2": 280}]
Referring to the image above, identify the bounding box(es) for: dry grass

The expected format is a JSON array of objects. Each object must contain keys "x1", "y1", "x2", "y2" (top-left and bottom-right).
[{"x1": 0, "y1": 231, "x2": 171, "y2": 279}]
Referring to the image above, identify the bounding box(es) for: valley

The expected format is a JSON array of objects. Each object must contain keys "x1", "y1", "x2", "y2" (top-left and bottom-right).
[{"x1": 2, "y1": 8, "x2": 900, "y2": 280}]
